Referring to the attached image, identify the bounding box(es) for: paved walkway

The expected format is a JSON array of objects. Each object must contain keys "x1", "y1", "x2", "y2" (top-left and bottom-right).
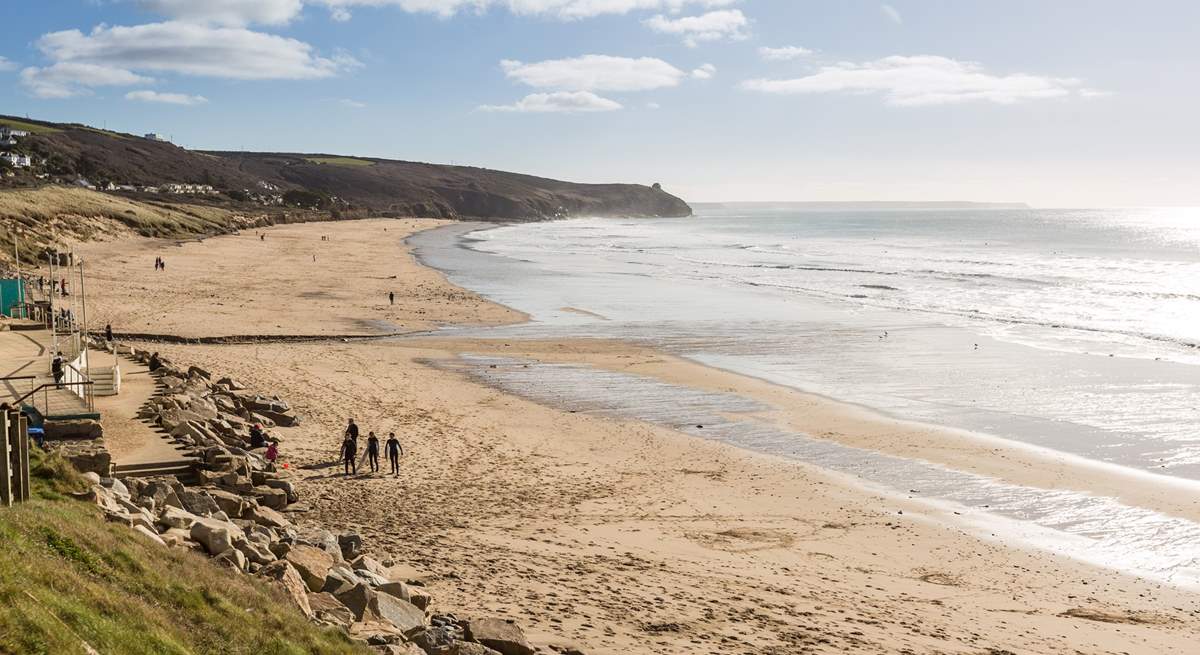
[
  {"x1": 97, "y1": 352, "x2": 194, "y2": 469},
  {"x1": 0, "y1": 328, "x2": 91, "y2": 417}
]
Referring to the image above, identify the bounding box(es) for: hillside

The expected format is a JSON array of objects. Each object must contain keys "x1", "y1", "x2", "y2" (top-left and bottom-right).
[{"x1": 0, "y1": 114, "x2": 692, "y2": 221}]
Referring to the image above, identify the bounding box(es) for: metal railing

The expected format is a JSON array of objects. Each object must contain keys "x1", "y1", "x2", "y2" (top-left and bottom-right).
[{"x1": 11, "y1": 380, "x2": 96, "y2": 417}]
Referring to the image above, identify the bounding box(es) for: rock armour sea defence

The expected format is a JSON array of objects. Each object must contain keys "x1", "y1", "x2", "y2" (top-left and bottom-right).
[{"x1": 78, "y1": 346, "x2": 559, "y2": 654}]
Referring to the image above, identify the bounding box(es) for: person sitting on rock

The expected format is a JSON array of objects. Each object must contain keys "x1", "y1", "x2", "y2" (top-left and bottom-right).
[
  {"x1": 148, "y1": 352, "x2": 162, "y2": 372},
  {"x1": 249, "y1": 425, "x2": 266, "y2": 450},
  {"x1": 265, "y1": 440, "x2": 279, "y2": 465},
  {"x1": 366, "y1": 431, "x2": 380, "y2": 473},
  {"x1": 340, "y1": 434, "x2": 358, "y2": 476},
  {"x1": 386, "y1": 432, "x2": 404, "y2": 476}
]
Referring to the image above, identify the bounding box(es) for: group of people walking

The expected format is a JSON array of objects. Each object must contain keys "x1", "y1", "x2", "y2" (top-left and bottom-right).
[
  {"x1": 339, "y1": 418, "x2": 404, "y2": 476},
  {"x1": 154, "y1": 256, "x2": 166, "y2": 271}
]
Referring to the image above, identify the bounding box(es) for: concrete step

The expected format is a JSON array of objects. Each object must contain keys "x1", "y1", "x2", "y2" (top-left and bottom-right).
[{"x1": 114, "y1": 459, "x2": 199, "y2": 483}]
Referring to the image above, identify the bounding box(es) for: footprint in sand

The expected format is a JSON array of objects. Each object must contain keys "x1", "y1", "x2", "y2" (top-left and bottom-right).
[{"x1": 686, "y1": 527, "x2": 797, "y2": 553}]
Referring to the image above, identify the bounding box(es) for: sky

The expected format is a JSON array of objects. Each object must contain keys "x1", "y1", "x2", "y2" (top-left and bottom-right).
[{"x1": 1, "y1": 0, "x2": 1199, "y2": 207}]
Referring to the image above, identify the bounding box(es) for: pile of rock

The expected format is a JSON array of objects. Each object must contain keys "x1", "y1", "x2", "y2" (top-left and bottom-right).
[
  {"x1": 70, "y1": 346, "x2": 549, "y2": 654},
  {"x1": 79, "y1": 473, "x2": 538, "y2": 654}
]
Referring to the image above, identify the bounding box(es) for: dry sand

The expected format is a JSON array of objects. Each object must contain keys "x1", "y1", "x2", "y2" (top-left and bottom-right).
[{"x1": 74, "y1": 219, "x2": 1200, "y2": 654}]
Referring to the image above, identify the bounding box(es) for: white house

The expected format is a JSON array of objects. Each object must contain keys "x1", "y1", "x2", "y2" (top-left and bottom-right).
[
  {"x1": 0, "y1": 127, "x2": 30, "y2": 139},
  {"x1": 145, "y1": 133, "x2": 169, "y2": 142},
  {"x1": 1, "y1": 152, "x2": 31, "y2": 168}
]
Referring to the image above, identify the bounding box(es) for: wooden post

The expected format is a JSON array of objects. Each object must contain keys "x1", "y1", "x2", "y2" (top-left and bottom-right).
[
  {"x1": 15, "y1": 414, "x2": 29, "y2": 502},
  {"x1": 0, "y1": 411, "x2": 10, "y2": 507}
]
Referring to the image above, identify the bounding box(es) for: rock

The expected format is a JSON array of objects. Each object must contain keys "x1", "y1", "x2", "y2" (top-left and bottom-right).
[
  {"x1": 132, "y1": 524, "x2": 167, "y2": 546},
  {"x1": 356, "y1": 569, "x2": 389, "y2": 587},
  {"x1": 82, "y1": 472, "x2": 102, "y2": 486},
  {"x1": 308, "y1": 592, "x2": 355, "y2": 628},
  {"x1": 352, "y1": 554, "x2": 389, "y2": 578},
  {"x1": 348, "y1": 620, "x2": 404, "y2": 645},
  {"x1": 256, "y1": 408, "x2": 299, "y2": 427},
  {"x1": 189, "y1": 517, "x2": 246, "y2": 555},
  {"x1": 43, "y1": 419, "x2": 104, "y2": 441},
  {"x1": 339, "y1": 532, "x2": 364, "y2": 560},
  {"x1": 258, "y1": 560, "x2": 313, "y2": 618},
  {"x1": 237, "y1": 540, "x2": 276, "y2": 566},
  {"x1": 264, "y1": 478, "x2": 298, "y2": 503},
  {"x1": 375, "y1": 593, "x2": 426, "y2": 634},
  {"x1": 100, "y1": 477, "x2": 130, "y2": 497},
  {"x1": 158, "y1": 506, "x2": 201, "y2": 531},
  {"x1": 253, "y1": 486, "x2": 288, "y2": 510},
  {"x1": 286, "y1": 544, "x2": 335, "y2": 592},
  {"x1": 451, "y1": 643, "x2": 503, "y2": 655},
  {"x1": 213, "y1": 547, "x2": 247, "y2": 572},
  {"x1": 206, "y1": 488, "x2": 251, "y2": 518},
  {"x1": 246, "y1": 504, "x2": 291, "y2": 530},
  {"x1": 159, "y1": 527, "x2": 196, "y2": 549},
  {"x1": 408, "y1": 626, "x2": 459, "y2": 654},
  {"x1": 178, "y1": 489, "x2": 221, "y2": 516},
  {"x1": 187, "y1": 365, "x2": 212, "y2": 380},
  {"x1": 298, "y1": 529, "x2": 344, "y2": 562},
  {"x1": 464, "y1": 619, "x2": 535, "y2": 655},
  {"x1": 216, "y1": 376, "x2": 247, "y2": 390},
  {"x1": 334, "y1": 583, "x2": 378, "y2": 621},
  {"x1": 375, "y1": 645, "x2": 426, "y2": 655},
  {"x1": 322, "y1": 566, "x2": 364, "y2": 596}
]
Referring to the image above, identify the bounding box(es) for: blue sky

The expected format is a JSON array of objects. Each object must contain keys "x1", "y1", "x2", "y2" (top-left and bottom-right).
[{"x1": 2, "y1": 1, "x2": 1198, "y2": 206}]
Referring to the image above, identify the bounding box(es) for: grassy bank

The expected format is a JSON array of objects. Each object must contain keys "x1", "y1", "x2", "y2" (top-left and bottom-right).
[{"x1": 0, "y1": 449, "x2": 369, "y2": 655}]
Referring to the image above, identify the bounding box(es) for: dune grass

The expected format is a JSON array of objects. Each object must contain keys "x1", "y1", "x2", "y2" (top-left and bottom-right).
[
  {"x1": 303, "y1": 157, "x2": 374, "y2": 168},
  {"x1": 0, "y1": 448, "x2": 369, "y2": 655}
]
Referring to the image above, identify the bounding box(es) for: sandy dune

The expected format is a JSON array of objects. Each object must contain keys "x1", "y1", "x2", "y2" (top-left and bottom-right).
[{"x1": 74, "y1": 219, "x2": 1200, "y2": 654}]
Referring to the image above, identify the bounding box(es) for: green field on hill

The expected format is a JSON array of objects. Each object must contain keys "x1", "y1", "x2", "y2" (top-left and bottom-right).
[{"x1": 303, "y1": 157, "x2": 375, "y2": 167}]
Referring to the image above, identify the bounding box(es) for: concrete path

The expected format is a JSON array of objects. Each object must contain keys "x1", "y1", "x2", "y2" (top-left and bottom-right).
[{"x1": 94, "y1": 351, "x2": 196, "y2": 475}]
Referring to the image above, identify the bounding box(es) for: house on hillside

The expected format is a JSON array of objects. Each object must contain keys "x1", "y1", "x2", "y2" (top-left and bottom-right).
[
  {"x1": 145, "y1": 133, "x2": 169, "y2": 142},
  {"x1": 1, "y1": 152, "x2": 31, "y2": 168},
  {"x1": 0, "y1": 126, "x2": 30, "y2": 139}
]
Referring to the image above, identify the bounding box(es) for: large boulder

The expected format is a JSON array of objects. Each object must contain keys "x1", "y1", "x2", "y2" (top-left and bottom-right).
[
  {"x1": 258, "y1": 560, "x2": 313, "y2": 618},
  {"x1": 190, "y1": 517, "x2": 246, "y2": 555},
  {"x1": 246, "y1": 504, "x2": 291, "y2": 530},
  {"x1": 253, "y1": 486, "x2": 288, "y2": 510},
  {"x1": 178, "y1": 489, "x2": 221, "y2": 516},
  {"x1": 375, "y1": 593, "x2": 426, "y2": 634},
  {"x1": 308, "y1": 592, "x2": 355, "y2": 628},
  {"x1": 338, "y1": 532, "x2": 364, "y2": 561},
  {"x1": 206, "y1": 488, "x2": 252, "y2": 518},
  {"x1": 334, "y1": 583, "x2": 377, "y2": 621},
  {"x1": 379, "y1": 582, "x2": 431, "y2": 610},
  {"x1": 158, "y1": 506, "x2": 201, "y2": 531},
  {"x1": 322, "y1": 566, "x2": 363, "y2": 596},
  {"x1": 213, "y1": 547, "x2": 247, "y2": 572},
  {"x1": 464, "y1": 619, "x2": 536, "y2": 655},
  {"x1": 237, "y1": 540, "x2": 277, "y2": 566},
  {"x1": 286, "y1": 544, "x2": 335, "y2": 592}
]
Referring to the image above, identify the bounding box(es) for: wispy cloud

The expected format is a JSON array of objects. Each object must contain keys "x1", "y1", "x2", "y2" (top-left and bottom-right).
[
  {"x1": 881, "y1": 3, "x2": 902, "y2": 24},
  {"x1": 643, "y1": 9, "x2": 748, "y2": 47},
  {"x1": 133, "y1": 0, "x2": 304, "y2": 26},
  {"x1": 21, "y1": 62, "x2": 154, "y2": 98},
  {"x1": 1078, "y1": 88, "x2": 1112, "y2": 99},
  {"x1": 500, "y1": 55, "x2": 685, "y2": 92},
  {"x1": 758, "y1": 45, "x2": 812, "y2": 61},
  {"x1": 479, "y1": 91, "x2": 622, "y2": 113},
  {"x1": 338, "y1": 98, "x2": 367, "y2": 108},
  {"x1": 691, "y1": 63, "x2": 716, "y2": 80},
  {"x1": 742, "y1": 55, "x2": 1081, "y2": 106},
  {"x1": 125, "y1": 89, "x2": 208, "y2": 105},
  {"x1": 0, "y1": 56, "x2": 17, "y2": 72},
  {"x1": 311, "y1": 0, "x2": 739, "y2": 21}
]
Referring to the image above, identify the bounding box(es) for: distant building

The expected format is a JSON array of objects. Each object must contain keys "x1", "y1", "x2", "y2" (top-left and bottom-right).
[
  {"x1": 145, "y1": 133, "x2": 169, "y2": 142},
  {"x1": 0, "y1": 126, "x2": 30, "y2": 139},
  {"x1": 1, "y1": 152, "x2": 31, "y2": 168}
]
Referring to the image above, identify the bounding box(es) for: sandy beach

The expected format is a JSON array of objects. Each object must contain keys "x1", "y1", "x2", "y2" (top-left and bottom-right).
[{"x1": 72, "y1": 219, "x2": 1200, "y2": 654}]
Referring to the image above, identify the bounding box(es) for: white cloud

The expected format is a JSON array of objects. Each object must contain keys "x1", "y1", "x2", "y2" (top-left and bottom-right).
[
  {"x1": 125, "y1": 89, "x2": 209, "y2": 105},
  {"x1": 741, "y1": 55, "x2": 1081, "y2": 106},
  {"x1": 758, "y1": 45, "x2": 812, "y2": 61},
  {"x1": 646, "y1": 101, "x2": 661, "y2": 109},
  {"x1": 881, "y1": 3, "x2": 902, "y2": 24},
  {"x1": 21, "y1": 62, "x2": 154, "y2": 98},
  {"x1": 643, "y1": 9, "x2": 748, "y2": 47},
  {"x1": 134, "y1": 0, "x2": 304, "y2": 26},
  {"x1": 0, "y1": 57, "x2": 17, "y2": 71},
  {"x1": 1079, "y1": 88, "x2": 1112, "y2": 99},
  {"x1": 338, "y1": 98, "x2": 367, "y2": 107},
  {"x1": 479, "y1": 91, "x2": 622, "y2": 112},
  {"x1": 310, "y1": 0, "x2": 738, "y2": 21},
  {"x1": 691, "y1": 63, "x2": 715, "y2": 79},
  {"x1": 22, "y1": 21, "x2": 359, "y2": 98},
  {"x1": 501, "y1": 55, "x2": 685, "y2": 92}
]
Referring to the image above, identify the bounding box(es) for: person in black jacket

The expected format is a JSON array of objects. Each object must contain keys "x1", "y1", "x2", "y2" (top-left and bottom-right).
[
  {"x1": 340, "y1": 435, "x2": 357, "y2": 475},
  {"x1": 386, "y1": 432, "x2": 403, "y2": 476},
  {"x1": 366, "y1": 432, "x2": 380, "y2": 473}
]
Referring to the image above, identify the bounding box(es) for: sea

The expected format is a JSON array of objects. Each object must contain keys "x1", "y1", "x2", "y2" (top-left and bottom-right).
[{"x1": 409, "y1": 204, "x2": 1200, "y2": 586}]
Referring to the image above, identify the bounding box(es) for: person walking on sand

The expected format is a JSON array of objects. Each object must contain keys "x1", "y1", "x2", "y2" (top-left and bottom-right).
[
  {"x1": 345, "y1": 417, "x2": 359, "y2": 443},
  {"x1": 340, "y1": 434, "x2": 357, "y2": 475},
  {"x1": 366, "y1": 431, "x2": 380, "y2": 473},
  {"x1": 389, "y1": 291, "x2": 394, "y2": 305},
  {"x1": 105, "y1": 323, "x2": 113, "y2": 345},
  {"x1": 386, "y1": 432, "x2": 403, "y2": 476}
]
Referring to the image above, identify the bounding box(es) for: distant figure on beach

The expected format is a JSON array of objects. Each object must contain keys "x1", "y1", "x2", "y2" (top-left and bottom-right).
[
  {"x1": 366, "y1": 431, "x2": 380, "y2": 473},
  {"x1": 148, "y1": 352, "x2": 162, "y2": 372},
  {"x1": 60, "y1": 278, "x2": 69, "y2": 296},
  {"x1": 340, "y1": 434, "x2": 357, "y2": 475},
  {"x1": 105, "y1": 323, "x2": 113, "y2": 344},
  {"x1": 345, "y1": 417, "x2": 359, "y2": 443},
  {"x1": 265, "y1": 440, "x2": 278, "y2": 465},
  {"x1": 249, "y1": 424, "x2": 266, "y2": 449},
  {"x1": 260, "y1": 234, "x2": 265, "y2": 241},
  {"x1": 386, "y1": 432, "x2": 403, "y2": 476},
  {"x1": 51, "y1": 352, "x2": 65, "y2": 388},
  {"x1": 389, "y1": 291, "x2": 394, "y2": 305}
]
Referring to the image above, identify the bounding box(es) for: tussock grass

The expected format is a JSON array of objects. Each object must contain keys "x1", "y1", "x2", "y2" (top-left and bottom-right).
[{"x1": 0, "y1": 448, "x2": 369, "y2": 655}]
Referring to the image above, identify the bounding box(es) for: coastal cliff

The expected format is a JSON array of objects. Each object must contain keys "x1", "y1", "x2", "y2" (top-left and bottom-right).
[{"x1": 0, "y1": 115, "x2": 692, "y2": 222}]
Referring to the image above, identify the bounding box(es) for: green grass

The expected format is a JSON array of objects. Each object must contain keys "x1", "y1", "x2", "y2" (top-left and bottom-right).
[
  {"x1": 0, "y1": 118, "x2": 62, "y2": 135},
  {"x1": 0, "y1": 449, "x2": 370, "y2": 655},
  {"x1": 304, "y1": 157, "x2": 374, "y2": 168}
]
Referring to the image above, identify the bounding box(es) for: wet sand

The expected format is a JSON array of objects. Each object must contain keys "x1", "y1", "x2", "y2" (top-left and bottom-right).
[{"x1": 75, "y1": 219, "x2": 1200, "y2": 654}]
